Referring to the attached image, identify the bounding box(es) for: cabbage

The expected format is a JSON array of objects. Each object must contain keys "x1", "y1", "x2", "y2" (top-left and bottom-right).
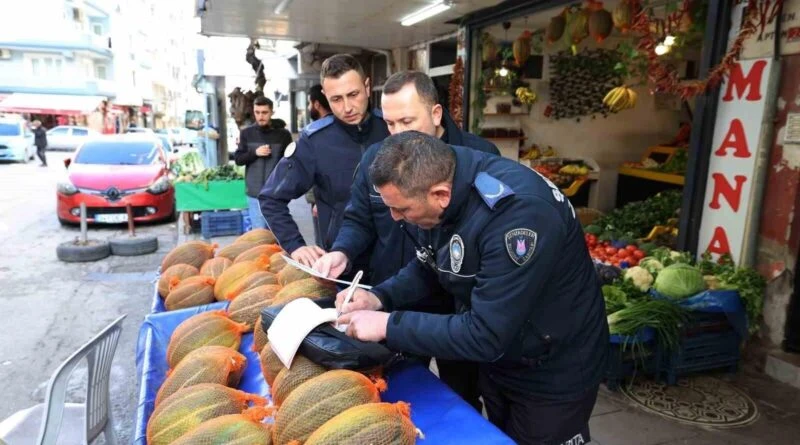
[{"x1": 653, "y1": 263, "x2": 705, "y2": 300}]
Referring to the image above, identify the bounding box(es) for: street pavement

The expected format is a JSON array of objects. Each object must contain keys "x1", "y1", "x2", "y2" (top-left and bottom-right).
[{"x1": 0, "y1": 151, "x2": 798, "y2": 444}]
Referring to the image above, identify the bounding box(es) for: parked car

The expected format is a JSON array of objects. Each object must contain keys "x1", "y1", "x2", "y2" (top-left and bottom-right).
[
  {"x1": 46, "y1": 125, "x2": 100, "y2": 151},
  {"x1": 56, "y1": 135, "x2": 175, "y2": 225},
  {"x1": 0, "y1": 118, "x2": 36, "y2": 162},
  {"x1": 125, "y1": 127, "x2": 155, "y2": 135},
  {"x1": 155, "y1": 128, "x2": 182, "y2": 146}
]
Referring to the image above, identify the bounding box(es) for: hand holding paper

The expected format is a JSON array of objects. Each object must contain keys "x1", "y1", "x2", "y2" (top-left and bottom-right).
[{"x1": 281, "y1": 254, "x2": 372, "y2": 290}]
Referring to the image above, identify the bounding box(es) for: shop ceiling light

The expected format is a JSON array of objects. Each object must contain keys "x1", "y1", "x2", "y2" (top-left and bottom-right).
[
  {"x1": 664, "y1": 35, "x2": 676, "y2": 46},
  {"x1": 401, "y1": 0, "x2": 453, "y2": 27},
  {"x1": 274, "y1": 0, "x2": 292, "y2": 14},
  {"x1": 655, "y1": 43, "x2": 669, "y2": 56}
]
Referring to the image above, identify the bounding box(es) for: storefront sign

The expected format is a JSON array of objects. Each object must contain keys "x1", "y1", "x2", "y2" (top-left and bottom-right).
[
  {"x1": 738, "y1": 0, "x2": 800, "y2": 59},
  {"x1": 697, "y1": 58, "x2": 773, "y2": 262}
]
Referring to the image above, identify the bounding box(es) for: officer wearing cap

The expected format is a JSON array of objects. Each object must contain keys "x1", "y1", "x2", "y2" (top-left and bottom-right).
[
  {"x1": 259, "y1": 54, "x2": 389, "y2": 268},
  {"x1": 335, "y1": 131, "x2": 609, "y2": 445},
  {"x1": 314, "y1": 71, "x2": 499, "y2": 409}
]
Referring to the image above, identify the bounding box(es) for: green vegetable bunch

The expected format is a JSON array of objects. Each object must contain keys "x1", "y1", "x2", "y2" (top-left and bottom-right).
[
  {"x1": 593, "y1": 190, "x2": 682, "y2": 239},
  {"x1": 698, "y1": 253, "x2": 766, "y2": 334}
]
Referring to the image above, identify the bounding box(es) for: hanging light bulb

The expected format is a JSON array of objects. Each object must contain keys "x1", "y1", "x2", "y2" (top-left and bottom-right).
[
  {"x1": 664, "y1": 35, "x2": 676, "y2": 46},
  {"x1": 499, "y1": 67, "x2": 509, "y2": 77},
  {"x1": 655, "y1": 44, "x2": 669, "y2": 56}
]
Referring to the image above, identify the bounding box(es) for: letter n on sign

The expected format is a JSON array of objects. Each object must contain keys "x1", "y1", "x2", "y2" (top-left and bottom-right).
[{"x1": 697, "y1": 58, "x2": 772, "y2": 264}]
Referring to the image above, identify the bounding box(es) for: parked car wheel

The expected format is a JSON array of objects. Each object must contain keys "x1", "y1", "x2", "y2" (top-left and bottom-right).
[
  {"x1": 56, "y1": 240, "x2": 111, "y2": 262},
  {"x1": 109, "y1": 235, "x2": 159, "y2": 256}
]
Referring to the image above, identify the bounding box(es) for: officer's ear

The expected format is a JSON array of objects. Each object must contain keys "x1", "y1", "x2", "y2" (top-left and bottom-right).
[
  {"x1": 429, "y1": 182, "x2": 452, "y2": 209},
  {"x1": 431, "y1": 103, "x2": 443, "y2": 128},
  {"x1": 364, "y1": 77, "x2": 372, "y2": 96}
]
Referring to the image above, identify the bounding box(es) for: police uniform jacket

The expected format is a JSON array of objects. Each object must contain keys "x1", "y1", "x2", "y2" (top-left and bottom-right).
[
  {"x1": 372, "y1": 146, "x2": 609, "y2": 397},
  {"x1": 331, "y1": 112, "x2": 500, "y2": 286},
  {"x1": 259, "y1": 111, "x2": 389, "y2": 255}
]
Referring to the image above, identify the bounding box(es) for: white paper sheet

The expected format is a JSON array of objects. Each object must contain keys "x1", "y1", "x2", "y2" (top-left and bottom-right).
[
  {"x1": 280, "y1": 254, "x2": 373, "y2": 290},
  {"x1": 267, "y1": 297, "x2": 338, "y2": 368}
]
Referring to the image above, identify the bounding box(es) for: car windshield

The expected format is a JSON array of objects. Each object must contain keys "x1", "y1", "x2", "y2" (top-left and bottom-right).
[
  {"x1": 0, "y1": 123, "x2": 21, "y2": 136},
  {"x1": 75, "y1": 141, "x2": 159, "y2": 165}
]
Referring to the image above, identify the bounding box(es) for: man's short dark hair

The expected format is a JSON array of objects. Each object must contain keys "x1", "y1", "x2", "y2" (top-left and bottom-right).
[
  {"x1": 320, "y1": 54, "x2": 365, "y2": 82},
  {"x1": 369, "y1": 131, "x2": 456, "y2": 198},
  {"x1": 308, "y1": 84, "x2": 330, "y2": 111},
  {"x1": 253, "y1": 96, "x2": 273, "y2": 109},
  {"x1": 382, "y1": 71, "x2": 439, "y2": 107}
]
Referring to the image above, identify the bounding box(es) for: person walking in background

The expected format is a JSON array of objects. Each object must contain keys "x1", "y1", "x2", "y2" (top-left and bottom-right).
[
  {"x1": 304, "y1": 84, "x2": 332, "y2": 247},
  {"x1": 235, "y1": 96, "x2": 293, "y2": 230},
  {"x1": 31, "y1": 120, "x2": 48, "y2": 167}
]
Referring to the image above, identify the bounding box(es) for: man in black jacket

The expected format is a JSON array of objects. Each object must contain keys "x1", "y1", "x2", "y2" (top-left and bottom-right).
[
  {"x1": 31, "y1": 120, "x2": 48, "y2": 167},
  {"x1": 235, "y1": 96, "x2": 293, "y2": 230}
]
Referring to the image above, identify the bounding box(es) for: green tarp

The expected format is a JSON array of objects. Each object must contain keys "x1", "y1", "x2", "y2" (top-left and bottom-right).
[{"x1": 175, "y1": 180, "x2": 248, "y2": 211}]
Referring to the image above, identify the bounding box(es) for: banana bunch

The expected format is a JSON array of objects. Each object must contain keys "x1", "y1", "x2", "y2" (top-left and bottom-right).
[
  {"x1": 516, "y1": 87, "x2": 537, "y2": 105},
  {"x1": 603, "y1": 86, "x2": 637, "y2": 112},
  {"x1": 559, "y1": 164, "x2": 590, "y2": 175}
]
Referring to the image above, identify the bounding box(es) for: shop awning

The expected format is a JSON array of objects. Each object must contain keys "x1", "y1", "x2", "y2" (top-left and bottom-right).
[{"x1": 0, "y1": 93, "x2": 106, "y2": 116}]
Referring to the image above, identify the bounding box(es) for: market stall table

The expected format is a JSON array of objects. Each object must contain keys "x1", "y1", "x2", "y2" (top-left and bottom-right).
[
  {"x1": 134, "y1": 305, "x2": 515, "y2": 445},
  {"x1": 174, "y1": 180, "x2": 248, "y2": 235}
]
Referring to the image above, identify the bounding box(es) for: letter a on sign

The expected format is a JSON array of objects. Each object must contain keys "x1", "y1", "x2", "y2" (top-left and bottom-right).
[
  {"x1": 714, "y1": 119, "x2": 752, "y2": 158},
  {"x1": 706, "y1": 227, "x2": 732, "y2": 256}
]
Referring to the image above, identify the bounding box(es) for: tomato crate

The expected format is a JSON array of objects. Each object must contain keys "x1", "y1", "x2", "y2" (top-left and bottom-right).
[
  {"x1": 201, "y1": 210, "x2": 244, "y2": 239},
  {"x1": 657, "y1": 312, "x2": 741, "y2": 385}
]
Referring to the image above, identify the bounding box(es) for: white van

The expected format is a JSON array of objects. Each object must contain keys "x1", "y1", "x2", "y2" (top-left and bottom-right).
[{"x1": 0, "y1": 118, "x2": 36, "y2": 163}]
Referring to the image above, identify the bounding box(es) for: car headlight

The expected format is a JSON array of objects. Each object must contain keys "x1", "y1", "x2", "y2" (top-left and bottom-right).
[
  {"x1": 57, "y1": 181, "x2": 79, "y2": 195},
  {"x1": 147, "y1": 176, "x2": 171, "y2": 194}
]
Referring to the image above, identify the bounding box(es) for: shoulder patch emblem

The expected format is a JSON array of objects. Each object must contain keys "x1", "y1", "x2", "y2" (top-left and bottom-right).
[
  {"x1": 284, "y1": 142, "x2": 296, "y2": 158},
  {"x1": 450, "y1": 234, "x2": 465, "y2": 273},
  {"x1": 474, "y1": 172, "x2": 514, "y2": 209},
  {"x1": 505, "y1": 228, "x2": 537, "y2": 266}
]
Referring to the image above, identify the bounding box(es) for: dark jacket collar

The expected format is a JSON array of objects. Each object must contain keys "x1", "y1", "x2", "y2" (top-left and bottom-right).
[
  {"x1": 440, "y1": 111, "x2": 464, "y2": 146},
  {"x1": 335, "y1": 107, "x2": 380, "y2": 143},
  {"x1": 439, "y1": 146, "x2": 479, "y2": 228}
]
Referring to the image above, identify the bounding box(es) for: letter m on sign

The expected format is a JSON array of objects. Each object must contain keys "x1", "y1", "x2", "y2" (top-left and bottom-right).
[{"x1": 722, "y1": 60, "x2": 767, "y2": 102}]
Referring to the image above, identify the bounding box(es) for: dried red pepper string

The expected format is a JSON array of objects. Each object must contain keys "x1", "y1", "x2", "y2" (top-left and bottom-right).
[{"x1": 627, "y1": 0, "x2": 768, "y2": 99}]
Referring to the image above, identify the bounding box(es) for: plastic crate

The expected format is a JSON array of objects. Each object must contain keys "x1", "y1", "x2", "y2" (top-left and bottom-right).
[
  {"x1": 201, "y1": 210, "x2": 244, "y2": 239},
  {"x1": 605, "y1": 331, "x2": 658, "y2": 391},
  {"x1": 241, "y1": 210, "x2": 252, "y2": 233},
  {"x1": 658, "y1": 312, "x2": 741, "y2": 385}
]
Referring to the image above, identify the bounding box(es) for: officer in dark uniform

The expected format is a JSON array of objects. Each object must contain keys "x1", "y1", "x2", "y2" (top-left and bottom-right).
[
  {"x1": 313, "y1": 71, "x2": 499, "y2": 409},
  {"x1": 259, "y1": 54, "x2": 389, "y2": 268},
  {"x1": 336, "y1": 131, "x2": 609, "y2": 445}
]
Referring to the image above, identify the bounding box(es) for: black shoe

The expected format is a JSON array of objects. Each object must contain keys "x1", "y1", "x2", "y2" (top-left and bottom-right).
[{"x1": 40, "y1": 164, "x2": 47, "y2": 167}]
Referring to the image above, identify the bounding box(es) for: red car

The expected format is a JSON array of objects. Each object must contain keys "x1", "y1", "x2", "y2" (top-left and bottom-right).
[{"x1": 57, "y1": 135, "x2": 176, "y2": 225}]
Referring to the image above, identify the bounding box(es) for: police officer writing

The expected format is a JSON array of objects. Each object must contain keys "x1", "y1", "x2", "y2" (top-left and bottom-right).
[
  {"x1": 259, "y1": 54, "x2": 389, "y2": 267},
  {"x1": 313, "y1": 71, "x2": 499, "y2": 409},
  {"x1": 234, "y1": 96, "x2": 293, "y2": 230},
  {"x1": 335, "y1": 131, "x2": 609, "y2": 445}
]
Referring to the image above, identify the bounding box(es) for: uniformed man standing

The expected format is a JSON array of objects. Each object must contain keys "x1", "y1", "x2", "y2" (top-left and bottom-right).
[
  {"x1": 259, "y1": 54, "x2": 389, "y2": 267},
  {"x1": 336, "y1": 131, "x2": 609, "y2": 445},
  {"x1": 313, "y1": 71, "x2": 499, "y2": 409},
  {"x1": 304, "y1": 84, "x2": 332, "y2": 247}
]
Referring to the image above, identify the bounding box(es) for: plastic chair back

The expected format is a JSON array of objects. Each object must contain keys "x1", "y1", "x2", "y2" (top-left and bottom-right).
[{"x1": 37, "y1": 315, "x2": 126, "y2": 445}]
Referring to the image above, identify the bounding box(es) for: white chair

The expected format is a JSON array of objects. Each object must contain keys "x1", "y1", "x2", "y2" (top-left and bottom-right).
[{"x1": 0, "y1": 315, "x2": 126, "y2": 445}]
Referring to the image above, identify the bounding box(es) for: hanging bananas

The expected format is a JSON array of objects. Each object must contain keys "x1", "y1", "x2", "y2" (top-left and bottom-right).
[{"x1": 602, "y1": 85, "x2": 638, "y2": 112}]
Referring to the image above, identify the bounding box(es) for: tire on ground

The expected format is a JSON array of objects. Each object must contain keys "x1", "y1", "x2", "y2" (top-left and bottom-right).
[
  {"x1": 56, "y1": 240, "x2": 112, "y2": 262},
  {"x1": 109, "y1": 235, "x2": 159, "y2": 256}
]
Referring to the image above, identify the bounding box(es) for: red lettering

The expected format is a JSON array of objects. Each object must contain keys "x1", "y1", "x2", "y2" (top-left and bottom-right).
[
  {"x1": 714, "y1": 119, "x2": 752, "y2": 158},
  {"x1": 722, "y1": 60, "x2": 767, "y2": 101},
  {"x1": 706, "y1": 227, "x2": 732, "y2": 256},
  {"x1": 709, "y1": 173, "x2": 748, "y2": 212}
]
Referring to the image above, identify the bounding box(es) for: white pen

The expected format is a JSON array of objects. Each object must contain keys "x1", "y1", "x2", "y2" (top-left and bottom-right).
[{"x1": 337, "y1": 270, "x2": 363, "y2": 320}]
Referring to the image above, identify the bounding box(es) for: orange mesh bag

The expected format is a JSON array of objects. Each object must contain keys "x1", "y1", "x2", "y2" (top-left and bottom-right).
[
  {"x1": 271, "y1": 354, "x2": 327, "y2": 406},
  {"x1": 304, "y1": 402, "x2": 420, "y2": 445},
  {"x1": 199, "y1": 257, "x2": 233, "y2": 279},
  {"x1": 238, "y1": 271, "x2": 279, "y2": 293},
  {"x1": 162, "y1": 241, "x2": 216, "y2": 271},
  {"x1": 276, "y1": 266, "x2": 312, "y2": 286},
  {"x1": 158, "y1": 264, "x2": 199, "y2": 298},
  {"x1": 155, "y1": 346, "x2": 247, "y2": 406},
  {"x1": 169, "y1": 407, "x2": 274, "y2": 445},
  {"x1": 253, "y1": 315, "x2": 268, "y2": 352},
  {"x1": 146, "y1": 384, "x2": 267, "y2": 445},
  {"x1": 164, "y1": 276, "x2": 216, "y2": 311},
  {"x1": 213, "y1": 256, "x2": 271, "y2": 301},
  {"x1": 269, "y1": 252, "x2": 287, "y2": 273},
  {"x1": 235, "y1": 228, "x2": 278, "y2": 245},
  {"x1": 166, "y1": 311, "x2": 249, "y2": 369},
  {"x1": 259, "y1": 342, "x2": 284, "y2": 385},
  {"x1": 272, "y1": 370, "x2": 386, "y2": 445},
  {"x1": 216, "y1": 242, "x2": 260, "y2": 261},
  {"x1": 235, "y1": 244, "x2": 283, "y2": 264},
  {"x1": 269, "y1": 278, "x2": 336, "y2": 307},
  {"x1": 227, "y1": 284, "x2": 281, "y2": 331}
]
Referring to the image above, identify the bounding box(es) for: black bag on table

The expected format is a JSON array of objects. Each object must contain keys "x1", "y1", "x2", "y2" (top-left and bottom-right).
[{"x1": 260, "y1": 297, "x2": 404, "y2": 371}]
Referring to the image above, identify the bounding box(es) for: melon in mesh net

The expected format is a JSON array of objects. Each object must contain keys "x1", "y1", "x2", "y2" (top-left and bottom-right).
[
  {"x1": 269, "y1": 278, "x2": 336, "y2": 307},
  {"x1": 234, "y1": 243, "x2": 283, "y2": 263},
  {"x1": 269, "y1": 252, "x2": 287, "y2": 273},
  {"x1": 166, "y1": 311, "x2": 249, "y2": 369},
  {"x1": 235, "y1": 228, "x2": 278, "y2": 245},
  {"x1": 166, "y1": 406, "x2": 274, "y2": 445},
  {"x1": 259, "y1": 342, "x2": 285, "y2": 385},
  {"x1": 304, "y1": 402, "x2": 420, "y2": 445},
  {"x1": 146, "y1": 383, "x2": 266, "y2": 445},
  {"x1": 227, "y1": 284, "x2": 281, "y2": 332},
  {"x1": 216, "y1": 241, "x2": 260, "y2": 261},
  {"x1": 253, "y1": 315, "x2": 268, "y2": 352},
  {"x1": 270, "y1": 354, "x2": 327, "y2": 406},
  {"x1": 155, "y1": 346, "x2": 246, "y2": 406},
  {"x1": 164, "y1": 275, "x2": 216, "y2": 311},
  {"x1": 276, "y1": 265, "x2": 312, "y2": 286},
  {"x1": 161, "y1": 241, "x2": 216, "y2": 271},
  {"x1": 214, "y1": 256, "x2": 271, "y2": 301},
  {"x1": 272, "y1": 369, "x2": 386, "y2": 445},
  {"x1": 199, "y1": 257, "x2": 233, "y2": 279},
  {"x1": 158, "y1": 264, "x2": 199, "y2": 298}
]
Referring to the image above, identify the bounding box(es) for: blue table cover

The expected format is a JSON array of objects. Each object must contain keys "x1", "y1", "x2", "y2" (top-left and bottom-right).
[
  {"x1": 134, "y1": 305, "x2": 513, "y2": 445},
  {"x1": 651, "y1": 289, "x2": 748, "y2": 338}
]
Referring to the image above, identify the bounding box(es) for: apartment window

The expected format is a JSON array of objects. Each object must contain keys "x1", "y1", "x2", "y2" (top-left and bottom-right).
[
  {"x1": 30, "y1": 59, "x2": 40, "y2": 76},
  {"x1": 132, "y1": 71, "x2": 137, "y2": 87},
  {"x1": 92, "y1": 23, "x2": 103, "y2": 36},
  {"x1": 95, "y1": 64, "x2": 108, "y2": 80},
  {"x1": 28, "y1": 56, "x2": 64, "y2": 78}
]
